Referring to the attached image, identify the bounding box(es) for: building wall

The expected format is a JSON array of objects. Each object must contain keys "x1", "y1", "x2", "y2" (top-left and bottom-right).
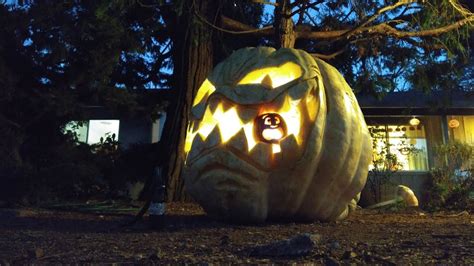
[
  {"x1": 360, "y1": 171, "x2": 431, "y2": 207},
  {"x1": 119, "y1": 118, "x2": 152, "y2": 148},
  {"x1": 423, "y1": 116, "x2": 445, "y2": 168}
]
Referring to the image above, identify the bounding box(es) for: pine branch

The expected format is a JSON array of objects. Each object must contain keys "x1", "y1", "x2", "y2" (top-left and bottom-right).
[
  {"x1": 310, "y1": 48, "x2": 346, "y2": 60},
  {"x1": 291, "y1": 0, "x2": 325, "y2": 17},
  {"x1": 339, "y1": 0, "x2": 414, "y2": 40},
  {"x1": 297, "y1": 15, "x2": 474, "y2": 40},
  {"x1": 217, "y1": 7, "x2": 473, "y2": 42},
  {"x1": 219, "y1": 15, "x2": 274, "y2": 35},
  {"x1": 369, "y1": 16, "x2": 474, "y2": 38},
  {"x1": 251, "y1": 0, "x2": 279, "y2": 7}
]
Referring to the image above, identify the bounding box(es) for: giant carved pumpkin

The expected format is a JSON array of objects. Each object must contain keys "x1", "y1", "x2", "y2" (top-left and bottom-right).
[{"x1": 183, "y1": 47, "x2": 372, "y2": 223}]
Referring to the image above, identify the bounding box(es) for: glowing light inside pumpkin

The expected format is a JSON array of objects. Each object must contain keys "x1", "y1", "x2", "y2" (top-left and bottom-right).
[
  {"x1": 256, "y1": 113, "x2": 287, "y2": 143},
  {"x1": 242, "y1": 123, "x2": 257, "y2": 151},
  {"x1": 306, "y1": 90, "x2": 318, "y2": 121},
  {"x1": 184, "y1": 95, "x2": 303, "y2": 156},
  {"x1": 272, "y1": 143, "x2": 281, "y2": 153},
  {"x1": 272, "y1": 98, "x2": 302, "y2": 144},
  {"x1": 262, "y1": 128, "x2": 284, "y2": 142},
  {"x1": 192, "y1": 79, "x2": 216, "y2": 107},
  {"x1": 237, "y1": 62, "x2": 303, "y2": 88},
  {"x1": 184, "y1": 103, "x2": 258, "y2": 154},
  {"x1": 448, "y1": 119, "x2": 460, "y2": 128}
]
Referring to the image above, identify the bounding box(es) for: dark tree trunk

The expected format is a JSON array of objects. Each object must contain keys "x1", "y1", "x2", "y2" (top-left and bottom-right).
[
  {"x1": 274, "y1": 0, "x2": 295, "y2": 48},
  {"x1": 161, "y1": 0, "x2": 216, "y2": 201}
]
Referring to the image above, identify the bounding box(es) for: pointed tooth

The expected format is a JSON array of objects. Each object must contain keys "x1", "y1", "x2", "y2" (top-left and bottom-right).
[
  {"x1": 279, "y1": 134, "x2": 301, "y2": 162},
  {"x1": 208, "y1": 97, "x2": 220, "y2": 113},
  {"x1": 225, "y1": 128, "x2": 248, "y2": 153},
  {"x1": 249, "y1": 142, "x2": 272, "y2": 169},
  {"x1": 261, "y1": 74, "x2": 273, "y2": 88},
  {"x1": 191, "y1": 101, "x2": 207, "y2": 119},
  {"x1": 221, "y1": 100, "x2": 234, "y2": 112},
  {"x1": 239, "y1": 108, "x2": 258, "y2": 124},
  {"x1": 187, "y1": 134, "x2": 206, "y2": 164},
  {"x1": 191, "y1": 120, "x2": 200, "y2": 133},
  {"x1": 204, "y1": 126, "x2": 221, "y2": 149}
]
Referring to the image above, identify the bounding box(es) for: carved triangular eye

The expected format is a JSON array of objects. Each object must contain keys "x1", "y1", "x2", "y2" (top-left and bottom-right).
[
  {"x1": 237, "y1": 62, "x2": 302, "y2": 88},
  {"x1": 261, "y1": 74, "x2": 273, "y2": 88}
]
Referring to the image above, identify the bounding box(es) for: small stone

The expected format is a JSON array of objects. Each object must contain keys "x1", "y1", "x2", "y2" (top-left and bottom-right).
[
  {"x1": 248, "y1": 233, "x2": 322, "y2": 257},
  {"x1": 148, "y1": 250, "x2": 161, "y2": 261},
  {"x1": 343, "y1": 250, "x2": 357, "y2": 259},
  {"x1": 328, "y1": 240, "x2": 341, "y2": 250},
  {"x1": 325, "y1": 255, "x2": 340, "y2": 266},
  {"x1": 34, "y1": 248, "x2": 44, "y2": 258},
  {"x1": 220, "y1": 235, "x2": 230, "y2": 246},
  {"x1": 135, "y1": 253, "x2": 145, "y2": 260}
]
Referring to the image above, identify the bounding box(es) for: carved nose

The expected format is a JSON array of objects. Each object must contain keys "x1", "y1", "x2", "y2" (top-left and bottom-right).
[{"x1": 255, "y1": 113, "x2": 287, "y2": 143}]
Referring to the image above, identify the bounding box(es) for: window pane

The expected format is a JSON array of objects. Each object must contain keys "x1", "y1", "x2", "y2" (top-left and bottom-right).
[
  {"x1": 368, "y1": 123, "x2": 429, "y2": 171},
  {"x1": 87, "y1": 120, "x2": 120, "y2": 144},
  {"x1": 449, "y1": 115, "x2": 474, "y2": 145},
  {"x1": 64, "y1": 121, "x2": 88, "y2": 143}
]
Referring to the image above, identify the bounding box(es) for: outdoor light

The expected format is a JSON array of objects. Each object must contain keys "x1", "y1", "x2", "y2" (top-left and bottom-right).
[
  {"x1": 409, "y1": 117, "x2": 420, "y2": 126},
  {"x1": 448, "y1": 119, "x2": 460, "y2": 128},
  {"x1": 182, "y1": 47, "x2": 372, "y2": 223}
]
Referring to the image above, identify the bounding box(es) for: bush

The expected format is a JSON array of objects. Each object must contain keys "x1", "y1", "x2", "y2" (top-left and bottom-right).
[
  {"x1": 0, "y1": 130, "x2": 159, "y2": 206},
  {"x1": 425, "y1": 141, "x2": 473, "y2": 211}
]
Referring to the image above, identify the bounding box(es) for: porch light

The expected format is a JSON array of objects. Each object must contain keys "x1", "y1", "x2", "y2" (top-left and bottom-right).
[
  {"x1": 448, "y1": 119, "x2": 460, "y2": 128},
  {"x1": 409, "y1": 117, "x2": 420, "y2": 126}
]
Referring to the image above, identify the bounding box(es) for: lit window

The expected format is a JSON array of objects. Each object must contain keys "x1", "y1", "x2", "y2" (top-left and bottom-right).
[
  {"x1": 448, "y1": 115, "x2": 474, "y2": 145},
  {"x1": 87, "y1": 120, "x2": 120, "y2": 144},
  {"x1": 369, "y1": 124, "x2": 429, "y2": 171},
  {"x1": 64, "y1": 121, "x2": 88, "y2": 143},
  {"x1": 447, "y1": 115, "x2": 474, "y2": 168}
]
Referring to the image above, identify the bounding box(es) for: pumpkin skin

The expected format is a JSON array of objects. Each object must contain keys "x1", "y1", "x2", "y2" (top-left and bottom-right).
[{"x1": 183, "y1": 47, "x2": 372, "y2": 223}]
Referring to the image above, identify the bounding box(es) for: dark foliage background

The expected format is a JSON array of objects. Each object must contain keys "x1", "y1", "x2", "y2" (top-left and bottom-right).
[
  {"x1": 0, "y1": 1, "x2": 169, "y2": 205},
  {"x1": 0, "y1": 0, "x2": 472, "y2": 205}
]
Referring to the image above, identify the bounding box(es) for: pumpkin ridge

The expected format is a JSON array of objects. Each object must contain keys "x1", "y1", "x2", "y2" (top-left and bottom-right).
[
  {"x1": 184, "y1": 47, "x2": 370, "y2": 222},
  {"x1": 309, "y1": 59, "x2": 360, "y2": 219},
  {"x1": 187, "y1": 146, "x2": 268, "y2": 174}
]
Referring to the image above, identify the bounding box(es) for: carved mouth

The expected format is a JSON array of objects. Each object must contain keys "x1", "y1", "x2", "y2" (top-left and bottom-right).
[{"x1": 185, "y1": 87, "x2": 319, "y2": 171}]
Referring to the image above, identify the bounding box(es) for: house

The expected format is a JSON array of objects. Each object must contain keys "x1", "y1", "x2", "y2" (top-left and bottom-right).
[
  {"x1": 65, "y1": 90, "x2": 170, "y2": 148},
  {"x1": 65, "y1": 105, "x2": 166, "y2": 148},
  {"x1": 68, "y1": 90, "x2": 474, "y2": 205},
  {"x1": 358, "y1": 90, "x2": 474, "y2": 205}
]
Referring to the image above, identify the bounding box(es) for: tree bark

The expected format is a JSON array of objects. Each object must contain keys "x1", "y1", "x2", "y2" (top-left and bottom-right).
[
  {"x1": 161, "y1": 0, "x2": 216, "y2": 201},
  {"x1": 274, "y1": 0, "x2": 296, "y2": 48}
]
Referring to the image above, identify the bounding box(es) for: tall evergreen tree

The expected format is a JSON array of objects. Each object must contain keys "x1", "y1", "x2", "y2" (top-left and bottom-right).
[{"x1": 0, "y1": 1, "x2": 170, "y2": 201}]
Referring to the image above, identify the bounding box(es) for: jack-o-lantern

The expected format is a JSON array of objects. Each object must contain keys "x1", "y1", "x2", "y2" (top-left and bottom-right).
[{"x1": 183, "y1": 47, "x2": 372, "y2": 223}]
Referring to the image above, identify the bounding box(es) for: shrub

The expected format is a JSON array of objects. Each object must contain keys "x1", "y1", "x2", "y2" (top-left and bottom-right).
[{"x1": 425, "y1": 141, "x2": 473, "y2": 211}]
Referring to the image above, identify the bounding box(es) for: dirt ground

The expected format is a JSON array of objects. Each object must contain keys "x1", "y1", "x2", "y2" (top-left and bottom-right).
[{"x1": 0, "y1": 203, "x2": 473, "y2": 264}]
